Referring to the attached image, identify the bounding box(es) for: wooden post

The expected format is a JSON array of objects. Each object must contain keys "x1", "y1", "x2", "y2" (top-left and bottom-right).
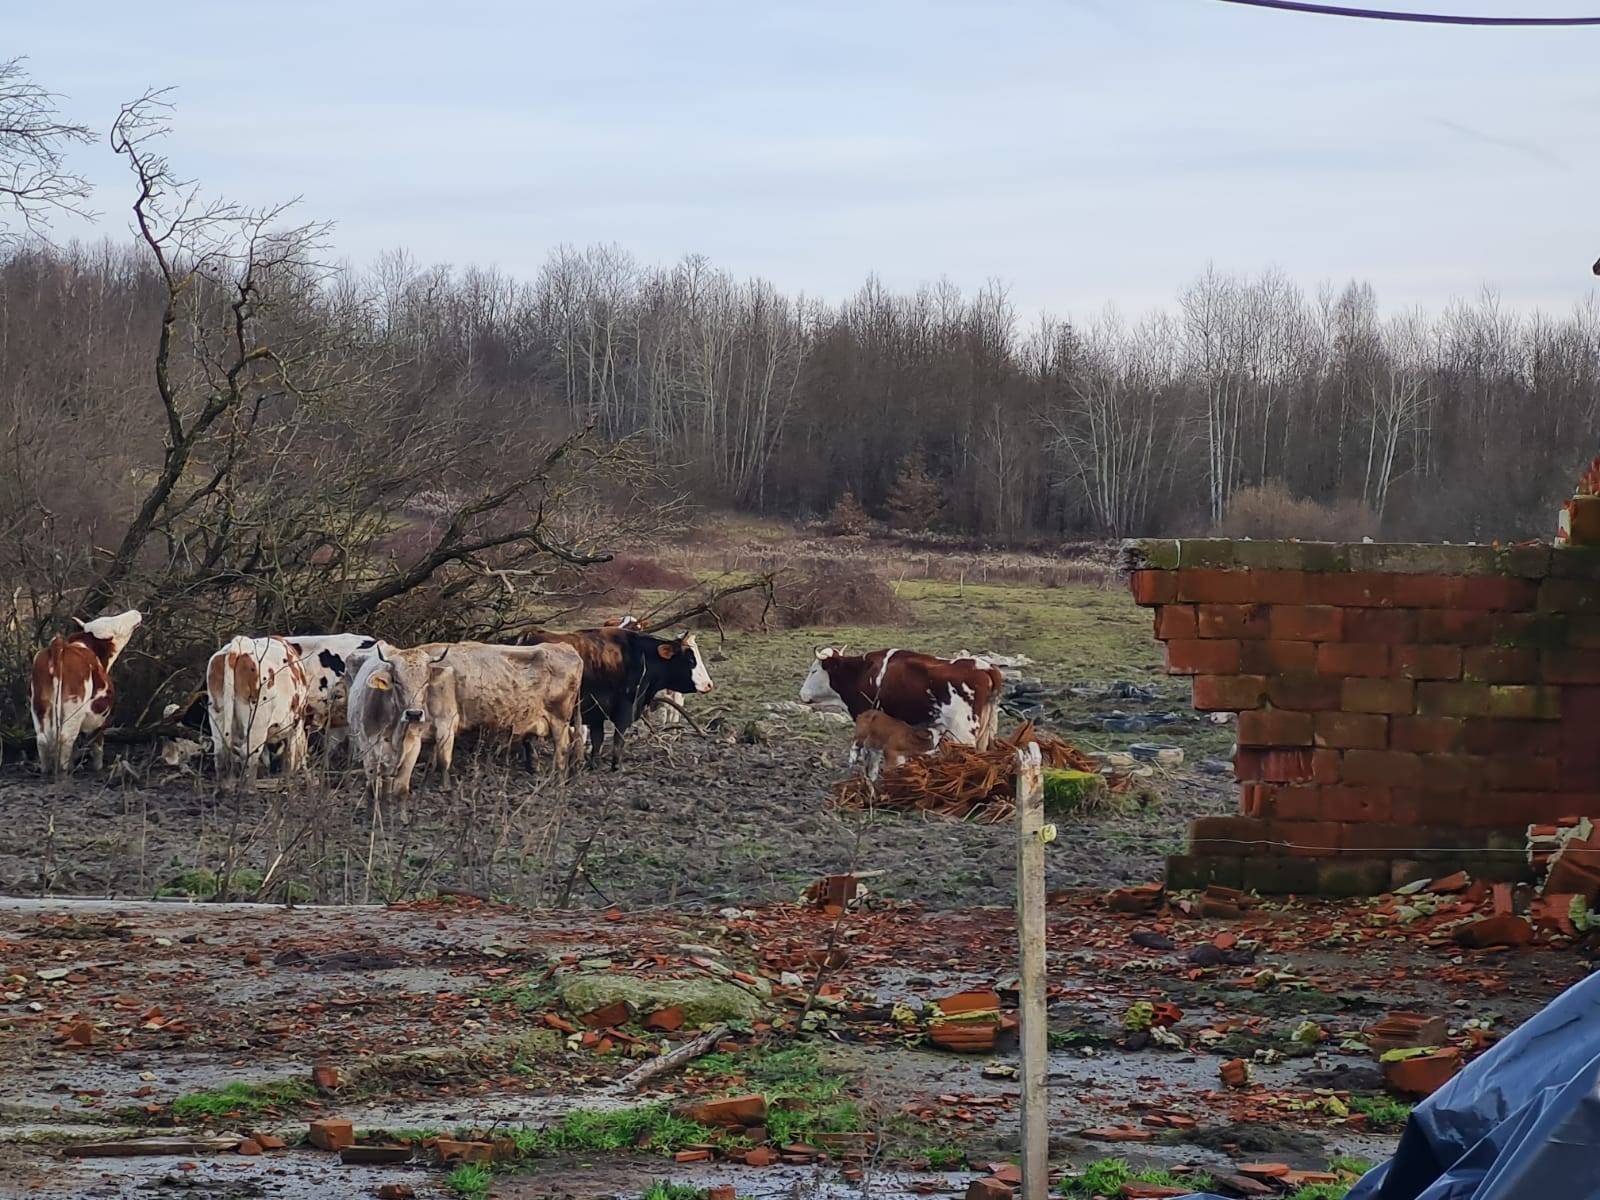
[{"x1": 1015, "y1": 741, "x2": 1049, "y2": 1200}]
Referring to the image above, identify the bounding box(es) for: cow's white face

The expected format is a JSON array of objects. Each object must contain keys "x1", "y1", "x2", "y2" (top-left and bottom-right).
[
  {"x1": 78, "y1": 609, "x2": 142, "y2": 663},
  {"x1": 800, "y1": 657, "x2": 841, "y2": 705},
  {"x1": 683, "y1": 634, "x2": 714, "y2": 694}
]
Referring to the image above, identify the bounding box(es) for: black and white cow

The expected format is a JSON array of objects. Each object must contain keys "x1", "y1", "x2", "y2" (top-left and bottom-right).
[
  {"x1": 513, "y1": 627, "x2": 713, "y2": 769},
  {"x1": 283, "y1": 633, "x2": 380, "y2": 756}
]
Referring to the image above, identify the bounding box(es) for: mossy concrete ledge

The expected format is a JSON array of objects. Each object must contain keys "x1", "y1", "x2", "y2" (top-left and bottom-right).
[{"x1": 1121, "y1": 538, "x2": 1556, "y2": 578}]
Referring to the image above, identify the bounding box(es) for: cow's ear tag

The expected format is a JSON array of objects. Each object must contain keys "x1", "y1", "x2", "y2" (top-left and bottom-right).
[
  {"x1": 657, "y1": 643, "x2": 675, "y2": 660},
  {"x1": 370, "y1": 675, "x2": 390, "y2": 690}
]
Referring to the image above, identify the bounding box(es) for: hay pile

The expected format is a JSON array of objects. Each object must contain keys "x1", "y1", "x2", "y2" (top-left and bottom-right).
[{"x1": 831, "y1": 722, "x2": 1108, "y2": 823}]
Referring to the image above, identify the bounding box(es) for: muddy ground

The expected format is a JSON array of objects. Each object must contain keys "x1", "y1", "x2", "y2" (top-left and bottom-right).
[{"x1": 0, "y1": 888, "x2": 1583, "y2": 1199}]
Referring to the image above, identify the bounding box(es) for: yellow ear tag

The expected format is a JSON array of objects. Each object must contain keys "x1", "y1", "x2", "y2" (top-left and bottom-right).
[
  {"x1": 370, "y1": 676, "x2": 389, "y2": 690},
  {"x1": 1038, "y1": 824, "x2": 1058, "y2": 845}
]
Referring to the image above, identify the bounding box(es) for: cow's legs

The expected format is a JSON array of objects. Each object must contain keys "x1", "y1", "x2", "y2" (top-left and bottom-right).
[
  {"x1": 608, "y1": 723, "x2": 626, "y2": 771},
  {"x1": 583, "y1": 714, "x2": 607, "y2": 769},
  {"x1": 432, "y1": 722, "x2": 456, "y2": 792},
  {"x1": 90, "y1": 730, "x2": 105, "y2": 773}
]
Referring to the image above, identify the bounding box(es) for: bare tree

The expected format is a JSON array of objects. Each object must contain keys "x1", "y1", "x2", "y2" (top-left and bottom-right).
[{"x1": 0, "y1": 58, "x2": 92, "y2": 242}]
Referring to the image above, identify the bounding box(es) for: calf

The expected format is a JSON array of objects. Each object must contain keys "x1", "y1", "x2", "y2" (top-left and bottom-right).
[
  {"x1": 800, "y1": 647, "x2": 1004, "y2": 749},
  {"x1": 29, "y1": 609, "x2": 142, "y2": 778},
  {"x1": 850, "y1": 710, "x2": 939, "y2": 781},
  {"x1": 411, "y1": 641, "x2": 584, "y2": 784},
  {"x1": 205, "y1": 636, "x2": 313, "y2": 785},
  {"x1": 514, "y1": 627, "x2": 713, "y2": 769}
]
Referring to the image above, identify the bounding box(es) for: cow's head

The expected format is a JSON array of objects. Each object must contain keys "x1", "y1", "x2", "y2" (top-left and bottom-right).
[
  {"x1": 75, "y1": 609, "x2": 142, "y2": 666},
  {"x1": 358, "y1": 645, "x2": 451, "y2": 729},
  {"x1": 800, "y1": 646, "x2": 844, "y2": 705},
  {"x1": 654, "y1": 634, "x2": 713, "y2": 694}
]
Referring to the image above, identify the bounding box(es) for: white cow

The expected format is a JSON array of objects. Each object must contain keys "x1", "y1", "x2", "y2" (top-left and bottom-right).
[{"x1": 29, "y1": 610, "x2": 142, "y2": 778}]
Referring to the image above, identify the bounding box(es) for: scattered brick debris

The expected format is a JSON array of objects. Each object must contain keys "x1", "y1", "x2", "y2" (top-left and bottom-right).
[
  {"x1": 307, "y1": 1120, "x2": 354, "y2": 1151},
  {"x1": 1383, "y1": 1047, "x2": 1462, "y2": 1097}
]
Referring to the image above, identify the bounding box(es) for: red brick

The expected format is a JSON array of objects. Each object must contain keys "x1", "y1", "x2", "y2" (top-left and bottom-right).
[
  {"x1": 1464, "y1": 718, "x2": 1562, "y2": 757},
  {"x1": 1238, "y1": 709, "x2": 1315, "y2": 747},
  {"x1": 1267, "y1": 673, "x2": 1344, "y2": 711},
  {"x1": 1345, "y1": 608, "x2": 1418, "y2": 644},
  {"x1": 1462, "y1": 646, "x2": 1539, "y2": 683},
  {"x1": 1239, "y1": 640, "x2": 1317, "y2": 674},
  {"x1": 1569, "y1": 616, "x2": 1600, "y2": 648},
  {"x1": 1130, "y1": 570, "x2": 1177, "y2": 606},
  {"x1": 1233, "y1": 749, "x2": 1263, "y2": 781},
  {"x1": 1486, "y1": 685, "x2": 1561, "y2": 720},
  {"x1": 307, "y1": 1120, "x2": 355, "y2": 1151},
  {"x1": 1389, "y1": 575, "x2": 1462, "y2": 607},
  {"x1": 1191, "y1": 816, "x2": 1271, "y2": 856},
  {"x1": 1270, "y1": 820, "x2": 1342, "y2": 857},
  {"x1": 1259, "y1": 749, "x2": 1318, "y2": 783},
  {"x1": 1340, "y1": 822, "x2": 1464, "y2": 856},
  {"x1": 1393, "y1": 644, "x2": 1463, "y2": 680},
  {"x1": 1177, "y1": 569, "x2": 1258, "y2": 603},
  {"x1": 677, "y1": 1094, "x2": 768, "y2": 1127},
  {"x1": 1415, "y1": 753, "x2": 1486, "y2": 793},
  {"x1": 1250, "y1": 571, "x2": 1313, "y2": 604},
  {"x1": 1343, "y1": 676, "x2": 1416, "y2": 714},
  {"x1": 1417, "y1": 610, "x2": 1495, "y2": 644},
  {"x1": 1265, "y1": 785, "x2": 1388, "y2": 823},
  {"x1": 1485, "y1": 756, "x2": 1560, "y2": 792},
  {"x1": 1542, "y1": 649, "x2": 1600, "y2": 684},
  {"x1": 1193, "y1": 674, "x2": 1268, "y2": 711},
  {"x1": 1317, "y1": 573, "x2": 1398, "y2": 607},
  {"x1": 1317, "y1": 642, "x2": 1390, "y2": 677},
  {"x1": 1197, "y1": 603, "x2": 1270, "y2": 640},
  {"x1": 1539, "y1": 578, "x2": 1600, "y2": 613},
  {"x1": 1314, "y1": 712, "x2": 1388, "y2": 749},
  {"x1": 1165, "y1": 639, "x2": 1241, "y2": 675},
  {"x1": 1458, "y1": 576, "x2": 1538, "y2": 611},
  {"x1": 1155, "y1": 604, "x2": 1197, "y2": 640},
  {"x1": 1342, "y1": 749, "x2": 1425, "y2": 788},
  {"x1": 1240, "y1": 782, "x2": 1271, "y2": 816},
  {"x1": 1256, "y1": 785, "x2": 1319, "y2": 820},
  {"x1": 1391, "y1": 716, "x2": 1465, "y2": 753},
  {"x1": 1416, "y1": 682, "x2": 1490, "y2": 717},
  {"x1": 1269, "y1": 605, "x2": 1345, "y2": 642}
]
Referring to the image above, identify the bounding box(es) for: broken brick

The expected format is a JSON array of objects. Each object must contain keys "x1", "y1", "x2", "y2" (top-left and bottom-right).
[
  {"x1": 340, "y1": 1144, "x2": 412, "y2": 1165},
  {"x1": 1218, "y1": 1058, "x2": 1251, "y2": 1088},
  {"x1": 744, "y1": 1146, "x2": 778, "y2": 1166},
  {"x1": 1453, "y1": 914, "x2": 1532, "y2": 949},
  {"x1": 1106, "y1": 883, "x2": 1165, "y2": 914},
  {"x1": 377, "y1": 1188, "x2": 416, "y2": 1200},
  {"x1": 706, "y1": 1188, "x2": 736, "y2": 1200},
  {"x1": 935, "y1": 990, "x2": 1001, "y2": 1017},
  {"x1": 311, "y1": 1064, "x2": 340, "y2": 1091},
  {"x1": 673, "y1": 1149, "x2": 712, "y2": 1163},
  {"x1": 1236, "y1": 1164, "x2": 1291, "y2": 1181},
  {"x1": 644, "y1": 1006, "x2": 685, "y2": 1032},
  {"x1": 1365, "y1": 1012, "x2": 1448, "y2": 1053},
  {"x1": 675, "y1": 1094, "x2": 767, "y2": 1127},
  {"x1": 965, "y1": 1179, "x2": 1013, "y2": 1200},
  {"x1": 579, "y1": 1000, "x2": 633, "y2": 1028},
  {"x1": 235, "y1": 1139, "x2": 261, "y2": 1156},
  {"x1": 435, "y1": 1139, "x2": 494, "y2": 1164},
  {"x1": 1120, "y1": 1186, "x2": 1190, "y2": 1199},
  {"x1": 1383, "y1": 1047, "x2": 1461, "y2": 1097},
  {"x1": 307, "y1": 1119, "x2": 355, "y2": 1151}
]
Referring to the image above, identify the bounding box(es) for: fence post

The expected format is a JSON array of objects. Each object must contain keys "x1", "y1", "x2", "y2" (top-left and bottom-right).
[{"x1": 1015, "y1": 741, "x2": 1048, "y2": 1200}]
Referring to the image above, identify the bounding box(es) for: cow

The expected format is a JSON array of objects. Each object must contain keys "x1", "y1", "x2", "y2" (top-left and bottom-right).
[
  {"x1": 282, "y1": 633, "x2": 379, "y2": 758},
  {"x1": 800, "y1": 647, "x2": 1005, "y2": 749},
  {"x1": 158, "y1": 691, "x2": 209, "y2": 770},
  {"x1": 29, "y1": 609, "x2": 143, "y2": 778},
  {"x1": 344, "y1": 643, "x2": 449, "y2": 811},
  {"x1": 513, "y1": 626, "x2": 713, "y2": 769},
  {"x1": 412, "y1": 640, "x2": 584, "y2": 785},
  {"x1": 850, "y1": 710, "x2": 940, "y2": 781},
  {"x1": 205, "y1": 636, "x2": 313, "y2": 785},
  {"x1": 603, "y1": 616, "x2": 683, "y2": 728}
]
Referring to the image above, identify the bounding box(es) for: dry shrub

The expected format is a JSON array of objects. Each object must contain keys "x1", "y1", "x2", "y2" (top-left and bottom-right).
[
  {"x1": 1219, "y1": 482, "x2": 1379, "y2": 542},
  {"x1": 824, "y1": 491, "x2": 872, "y2": 536},
  {"x1": 585, "y1": 554, "x2": 696, "y2": 593},
  {"x1": 693, "y1": 557, "x2": 908, "y2": 631}
]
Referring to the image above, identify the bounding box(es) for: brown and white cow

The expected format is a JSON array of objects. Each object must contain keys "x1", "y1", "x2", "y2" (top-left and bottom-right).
[
  {"x1": 205, "y1": 636, "x2": 313, "y2": 785},
  {"x1": 850, "y1": 710, "x2": 940, "y2": 780},
  {"x1": 800, "y1": 648, "x2": 1004, "y2": 749},
  {"x1": 29, "y1": 609, "x2": 142, "y2": 778}
]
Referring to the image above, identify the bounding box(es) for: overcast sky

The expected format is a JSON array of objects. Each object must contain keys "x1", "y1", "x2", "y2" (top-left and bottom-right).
[{"x1": 13, "y1": 0, "x2": 1600, "y2": 318}]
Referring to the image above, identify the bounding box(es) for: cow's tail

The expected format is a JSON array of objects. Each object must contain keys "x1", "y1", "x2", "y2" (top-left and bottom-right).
[
  {"x1": 37, "y1": 639, "x2": 68, "y2": 777},
  {"x1": 980, "y1": 667, "x2": 1005, "y2": 750}
]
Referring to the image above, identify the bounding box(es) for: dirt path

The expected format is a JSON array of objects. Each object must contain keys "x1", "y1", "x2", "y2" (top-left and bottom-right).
[{"x1": 0, "y1": 888, "x2": 1581, "y2": 1198}]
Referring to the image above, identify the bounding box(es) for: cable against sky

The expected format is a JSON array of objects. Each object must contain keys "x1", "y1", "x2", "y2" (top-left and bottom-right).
[{"x1": 1217, "y1": 0, "x2": 1600, "y2": 24}]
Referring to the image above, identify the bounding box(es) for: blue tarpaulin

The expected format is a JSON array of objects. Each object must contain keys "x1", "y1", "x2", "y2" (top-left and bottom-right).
[{"x1": 1181, "y1": 969, "x2": 1600, "y2": 1199}]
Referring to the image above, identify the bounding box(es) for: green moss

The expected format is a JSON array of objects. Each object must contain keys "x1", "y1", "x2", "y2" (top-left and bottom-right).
[
  {"x1": 1349, "y1": 1093, "x2": 1412, "y2": 1131},
  {"x1": 1042, "y1": 768, "x2": 1112, "y2": 814},
  {"x1": 558, "y1": 972, "x2": 762, "y2": 1026},
  {"x1": 170, "y1": 1079, "x2": 313, "y2": 1121}
]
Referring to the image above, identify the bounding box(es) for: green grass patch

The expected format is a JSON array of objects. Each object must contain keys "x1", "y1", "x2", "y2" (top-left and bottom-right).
[
  {"x1": 1059, "y1": 1159, "x2": 1214, "y2": 1197},
  {"x1": 1349, "y1": 1093, "x2": 1413, "y2": 1131},
  {"x1": 445, "y1": 1163, "x2": 492, "y2": 1198},
  {"x1": 690, "y1": 1042, "x2": 860, "y2": 1145},
  {"x1": 510, "y1": 1104, "x2": 719, "y2": 1157},
  {"x1": 170, "y1": 1079, "x2": 314, "y2": 1122},
  {"x1": 921, "y1": 1143, "x2": 967, "y2": 1170},
  {"x1": 641, "y1": 1186, "x2": 707, "y2": 1200}
]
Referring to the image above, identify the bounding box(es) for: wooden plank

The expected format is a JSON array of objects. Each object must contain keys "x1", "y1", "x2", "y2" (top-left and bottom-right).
[{"x1": 1015, "y1": 741, "x2": 1049, "y2": 1200}]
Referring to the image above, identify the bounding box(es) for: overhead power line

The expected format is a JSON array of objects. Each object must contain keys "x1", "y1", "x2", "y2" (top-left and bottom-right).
[{"x1": 1217, "y1": 0, "x2": 1600, "y2": 24}]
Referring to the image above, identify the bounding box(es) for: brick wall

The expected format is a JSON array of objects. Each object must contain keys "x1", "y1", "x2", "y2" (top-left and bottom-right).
[{"x1": 1125, "y1": 539, "x2": 1600, "y2": 896}]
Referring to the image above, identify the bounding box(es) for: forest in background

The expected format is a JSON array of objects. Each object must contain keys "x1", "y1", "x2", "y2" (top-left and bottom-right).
[{"x1": 6, "y1": 238, "x2": 1598, "y2": 550}]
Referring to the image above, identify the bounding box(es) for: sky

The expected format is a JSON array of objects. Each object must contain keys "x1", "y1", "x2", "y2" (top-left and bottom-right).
[{"x1": 10, "y1": 0, "x2": 1600, "y2": 319}]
